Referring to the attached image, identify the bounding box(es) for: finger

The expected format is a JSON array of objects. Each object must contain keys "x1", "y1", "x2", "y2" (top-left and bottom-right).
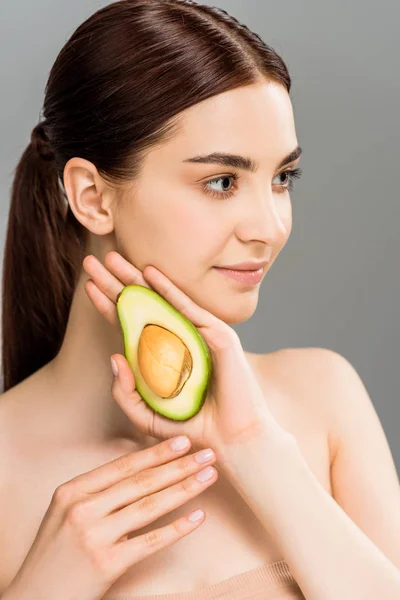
[
  {"x1": 84, "y1": 280, "x2": 119, "y2": 328},
  {"x1": 142, "y1": 265, "x2": 218, "y2": 329},
  {"x1": 110, "y1": 354, "x2": 157, "y2": 437},
  {"x1": 104, "y1": 251, "x2": 152, "y2": 290},
  {"x1": 111, "y1": 354, "x2": 183, "y2": 441},
  {"x1": 105, "y1": 461, "x2": 218, "y2": 543},
  {"x1": 113, "y1": 509, "x2": 206, "y2": 574},
  {"x1": 142, "y1": 265, "x2": 240, "y2": 353},
  {"x1": 82, "y1": 255, "x2": 125, "y2": 303},
  {"x1": 71, "y1": 436, "x2": 193, "y2": 495},
  {"x1": 86, "y1": 446, "x2": 216, "y2": 519}
]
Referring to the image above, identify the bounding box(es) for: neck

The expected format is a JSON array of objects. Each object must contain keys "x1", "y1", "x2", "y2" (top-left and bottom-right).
[{"x1": 36, "y1": 267, "x2": 156, "y2": 448}]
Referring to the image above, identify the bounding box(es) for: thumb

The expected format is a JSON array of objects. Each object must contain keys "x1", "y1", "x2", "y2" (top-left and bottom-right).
[{"x1": 110, "y1": 353, "x2": 154, "y2": 437}]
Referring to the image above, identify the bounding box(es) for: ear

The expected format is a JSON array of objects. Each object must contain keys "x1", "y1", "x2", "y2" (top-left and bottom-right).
[{"x1": 63, "y1": 157, "x2": 117, "y2": 236}]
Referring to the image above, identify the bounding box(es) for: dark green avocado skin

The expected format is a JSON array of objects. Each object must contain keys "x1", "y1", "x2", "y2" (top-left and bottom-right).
[{"x1": 116, "y1": 284, "x2": 213, "y2": 421}]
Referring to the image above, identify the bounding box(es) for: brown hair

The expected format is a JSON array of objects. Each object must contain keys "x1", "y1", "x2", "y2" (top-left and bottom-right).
[{"x1": 1, "y1": 0, "x2": 291, "y2": 393}]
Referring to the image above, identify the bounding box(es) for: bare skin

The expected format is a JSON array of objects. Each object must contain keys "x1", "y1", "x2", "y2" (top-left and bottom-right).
[
  {"x1": 0, "y1": 349, "x2": 332, "y2": 597},
  {"x1": 0, "y1": 80, "x2": 322, "y2": 596}
]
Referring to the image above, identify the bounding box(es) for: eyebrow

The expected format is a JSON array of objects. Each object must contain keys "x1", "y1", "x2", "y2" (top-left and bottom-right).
[{"x1": 182, "y1": 145, "x2": 303, "y2": 173}]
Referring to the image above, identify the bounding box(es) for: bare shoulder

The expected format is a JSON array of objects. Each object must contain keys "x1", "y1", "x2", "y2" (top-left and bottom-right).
[
  {"x1": 262, "y1": 345, "x2": 340, "y2": 379},
  {"x1": 261, "y1": 344, "x2": 386, "y2": 461},
  {"x1": 262, "y1": 344, "x2": 346, "y2": 392},
  {"x1": 267, "y1": 350, "x2": 400, "y2": 572},
  {"x1": 259, "y1": 346, "x2": 345, "y2": 460},
  {"x1": 0, "y1": 381, "x2": 38, "y2": 501},
  {"x1": 0, "y1": 388, "x2": 20, "y2": 590},
  {"x1": 260, "y1": 345, "x2": 341, "y2": 397}
]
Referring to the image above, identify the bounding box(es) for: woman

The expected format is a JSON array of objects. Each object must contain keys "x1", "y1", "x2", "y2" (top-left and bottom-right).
[{"x1": 1, "y1": 1, "x2": 400, "y2": 599}]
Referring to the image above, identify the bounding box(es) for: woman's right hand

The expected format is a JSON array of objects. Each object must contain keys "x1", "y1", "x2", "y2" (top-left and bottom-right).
[{"x1": 5, "y1": 436, "x2": 218, "y2": 600}]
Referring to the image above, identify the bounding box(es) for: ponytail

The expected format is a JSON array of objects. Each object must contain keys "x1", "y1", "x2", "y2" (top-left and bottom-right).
[{"x1": 1, "y1": 120, "x2": 85, "y2": 392}]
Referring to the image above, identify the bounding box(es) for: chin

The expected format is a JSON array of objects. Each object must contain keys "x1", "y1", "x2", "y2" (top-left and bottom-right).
[{"x1": 212, "y1": 296, "x2": 259, "y2": 325}]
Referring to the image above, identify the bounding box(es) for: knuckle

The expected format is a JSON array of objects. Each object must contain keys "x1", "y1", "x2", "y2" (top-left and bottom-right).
[
  {"x1": 97, "y1": 546, "x2": 123, "y2": 583},
  {"x1": 181, "y1": 475, "x2": 197, "y2": 494},
  {"x1": 92, "y1": 550, "x2": 114, "y2": 580},
  {"x1": 171, "y1": 517, "x2": 185, "y2": 537},
  {"x1": 177, "y1": 456, "x2": 192, "y2": 475},
  {"x1": 65, "y1": 499, "x2": 93, "y2": 527},
  {"x1": 132, "y1": 469, "x2": 154, "y2": 492},
  {"x1": 80, "y1": 524, "x2": 101, "y2": 553},
  {"x1": 71, "y1": 522, "x2": 111, "y2": 575},
  {"x1": 154, "y1": 440, "x2": 170, "y2": 460},
  {"x1": 105, "y1": 282, "x2": 115, "y2": 299},
  {"x1": 144, "y1": 528, "x2": 162, "y2": 547},
  {"x1": 52, "y1": 483, "x2": 76, "y2": 508},
  {"x1": 113, "y1": 452, "x2": 134, "y2": 474},
  {"x1": 138, "y1": 493, "x2": 157, "y2": 516},
  {"x1": 80, "y1": 532, "x2": 112, "y2": 576}
]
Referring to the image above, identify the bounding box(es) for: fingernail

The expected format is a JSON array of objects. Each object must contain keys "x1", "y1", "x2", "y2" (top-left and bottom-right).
[
  {"x1": 196, "y1": 466, "x2": 215, "y2": 482},
  {"x1": 195, "y1": 448, "x2": 215, "y2": 464},
  {"x1": 170, "y1": 435, "x2": 190, "y2": 451},
  {"x1": 188, "y1": 508, "x2": 204, "y2": 522},
  {"x1": 111, "y1": 356, "x2": 119, "y2": 377}
]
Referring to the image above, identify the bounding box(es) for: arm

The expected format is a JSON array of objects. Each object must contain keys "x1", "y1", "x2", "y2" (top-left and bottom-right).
[
  {"x1": 324, "y1": 349, "x2": 400, "y2": 569},
  {"x1": 215, "y1": 348, "x2": 400, "y2": 600}
]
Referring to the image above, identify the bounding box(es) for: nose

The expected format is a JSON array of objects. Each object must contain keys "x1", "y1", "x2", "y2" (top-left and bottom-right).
[{"x1": 235, "y1": 188, "x2": 289, "y2": 246}]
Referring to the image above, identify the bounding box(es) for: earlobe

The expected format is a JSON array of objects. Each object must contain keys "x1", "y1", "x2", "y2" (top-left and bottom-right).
[{"x1": 63, "y1": 157, "x2": 115, "y2": 235}]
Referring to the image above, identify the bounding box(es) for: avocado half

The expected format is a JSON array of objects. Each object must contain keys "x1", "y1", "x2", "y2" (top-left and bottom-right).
[{"x1": 116, "y1": 284, "x2": 213, "y2": 421}]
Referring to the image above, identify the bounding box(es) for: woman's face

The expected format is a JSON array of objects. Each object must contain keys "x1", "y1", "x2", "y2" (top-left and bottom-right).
[{"x1": 114, "y1": 80, "x2": 301, "y2": 325}]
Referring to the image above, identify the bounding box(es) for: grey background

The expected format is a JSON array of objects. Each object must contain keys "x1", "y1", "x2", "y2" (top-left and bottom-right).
[{"x1": 0, "y1": 1, "x2": 399, "y2": 469}]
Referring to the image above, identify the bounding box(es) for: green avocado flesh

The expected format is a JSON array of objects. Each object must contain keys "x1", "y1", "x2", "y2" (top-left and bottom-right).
[{"x1": 116, "y1": 284, "x2": 213, "y2": 421}]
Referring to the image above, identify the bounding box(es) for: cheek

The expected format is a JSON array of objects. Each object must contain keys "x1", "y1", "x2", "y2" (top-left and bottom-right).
[
  {"x1": 156, "y1": 199, "x2": 224, "y2": 253},
  {"x1": 172, "y1": 211, "x2": 221, "y2": 241},
  {"x1": 161, "y1": 209, "x2": 222, "y2": 268},
  {"x1": 116, "y1": 188, "x2": 228, "y2": 269}
]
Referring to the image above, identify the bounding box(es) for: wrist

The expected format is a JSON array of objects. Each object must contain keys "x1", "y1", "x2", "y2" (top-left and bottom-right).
[
  {"x1": 215, "y1": 425, "x2": 299, "y2": 479},
  {"x1": 213, "y1": 430, "x2": 309, "y2": 538}
]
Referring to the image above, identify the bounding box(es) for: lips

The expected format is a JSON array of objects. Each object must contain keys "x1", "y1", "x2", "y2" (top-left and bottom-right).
[
  {"x1": 213, "y1": 266, "x2": 264, "y2": 285},
  {"x1": 216, "y1": 260, "x2": 270, "y2": 271}
]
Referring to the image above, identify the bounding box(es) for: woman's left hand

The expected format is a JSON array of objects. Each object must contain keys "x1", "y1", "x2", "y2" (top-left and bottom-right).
[{"x1": 83, "y1": 251, "x2": 292, "y2": 454}]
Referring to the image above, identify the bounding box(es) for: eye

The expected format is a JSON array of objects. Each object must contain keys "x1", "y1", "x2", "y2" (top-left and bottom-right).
[
  {"x1": 272, "y1": 167, "x2": 303, "y2": 192},
  {"x1": 202, "y1": 173, "x2": 239, "y2": 199},
  {"x1": 201, "y1": 168, "x2": 303, "y2": 200}
]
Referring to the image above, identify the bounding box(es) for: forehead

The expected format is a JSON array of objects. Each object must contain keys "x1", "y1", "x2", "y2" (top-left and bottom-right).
[{"x1": 164, "y1": 81, "x2": 297, "y2": 161}]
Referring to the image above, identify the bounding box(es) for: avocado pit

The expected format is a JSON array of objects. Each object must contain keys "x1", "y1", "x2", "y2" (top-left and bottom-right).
[{"x1": 137, "y1": 324, "x2": 193, "y2": 399}]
